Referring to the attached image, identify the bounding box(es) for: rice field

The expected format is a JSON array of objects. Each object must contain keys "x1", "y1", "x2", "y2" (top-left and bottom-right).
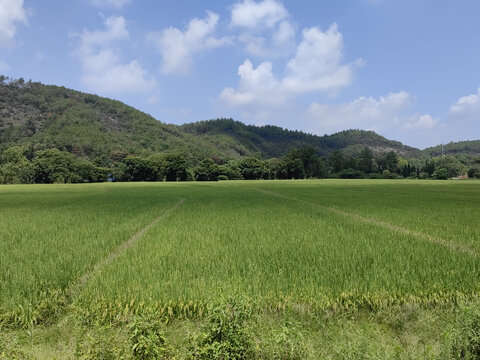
[{"x1": 1, "y1": 180, "x2": 479, "y2": 326}]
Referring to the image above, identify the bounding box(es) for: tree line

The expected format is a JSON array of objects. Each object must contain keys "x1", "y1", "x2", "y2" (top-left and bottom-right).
[{"x1": 1, "y1": 144, "x2": 479, "y2": 184}]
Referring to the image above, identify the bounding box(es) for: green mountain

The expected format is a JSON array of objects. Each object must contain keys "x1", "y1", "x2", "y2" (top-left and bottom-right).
[
  {"x1": 0, "y1": 79, "x2": 233, "y2": 166},
  {"x1": 422, "y1": 141, "x2": 480, "y2": 157},
  {"x1": 181, "y1": 120, "x2": 421, "y2": 158},
  {"x1": 0, "y1": 78, "x2": 473, "y2": 165}
]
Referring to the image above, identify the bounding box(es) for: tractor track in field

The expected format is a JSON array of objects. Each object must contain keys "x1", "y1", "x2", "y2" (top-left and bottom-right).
[
  {"x1": 253, "y1": 187, "x2": 480, "y2": 259},
  {"x1": 65, "y1": 198, "x2": 185, "y2": 302}
]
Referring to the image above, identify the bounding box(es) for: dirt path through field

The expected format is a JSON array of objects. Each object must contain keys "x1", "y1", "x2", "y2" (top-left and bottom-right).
[
  {"x1": 254, "y1": 187, "x2": 479, "y2": 259},
  {"x1": 66, "y1": 197, "x2": 185, "y2": 301}
]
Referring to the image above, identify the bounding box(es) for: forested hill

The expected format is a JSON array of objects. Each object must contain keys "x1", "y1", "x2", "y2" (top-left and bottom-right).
[
  {"x1": 422, "y1": 140, "x2": 480, "y2": 157},
  {"x1": 181, "y1": 120, "x2": 421, "y2": 158},
  {"x1": 0, "y1": 77, "x2": 470, "y2": 166},
  {"x1": 0, "y1": 78, "x2": 234, "y2": 166}
]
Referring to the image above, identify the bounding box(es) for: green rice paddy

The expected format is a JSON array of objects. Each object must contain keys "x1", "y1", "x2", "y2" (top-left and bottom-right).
[{"x1": 1, "y1": 180, "x2": 480, "y2": 358}]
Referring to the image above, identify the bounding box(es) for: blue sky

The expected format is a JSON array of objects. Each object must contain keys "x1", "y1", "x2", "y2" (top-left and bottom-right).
[{"x1": 1, "y1": 0, "x2": 479, "y2": 148}]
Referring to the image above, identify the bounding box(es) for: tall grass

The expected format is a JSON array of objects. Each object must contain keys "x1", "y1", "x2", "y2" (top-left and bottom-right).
[
  {"x1": 1, "y1": 180, "x2": 480, "y2": 327},
  {"x1": 0, "y1": 183, "x2": 183, "y2": 325},
  {"x1": 72, "y1": 181, "x2": 480, "y2": 322}
]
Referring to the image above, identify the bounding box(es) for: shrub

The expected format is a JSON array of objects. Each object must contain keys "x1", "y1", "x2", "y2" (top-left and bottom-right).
[
  {"x1": 190, "y1": 299, "x2": 254, "y2": 359},
  {"x1": 433, "y1": 168, "x2": 449, "y2": 180},
  {"x1": 75, "y1": 331, "x2": 121, "y2": 360},
  {"x1": 269, "y1": 322, "x2": 309, "y2": 360},
  {"x1": 450, "y1": 307, "x2": 480, "y2": 359},
  {"x1": 129, "y1": 317, "x2": 170, "y2": 360},
  {"x1": 467, "y1": 167, "x2": 480, "y2": 179},
  {"x1": 338, "y1": 168, "x2": 365, "y2": 179}
]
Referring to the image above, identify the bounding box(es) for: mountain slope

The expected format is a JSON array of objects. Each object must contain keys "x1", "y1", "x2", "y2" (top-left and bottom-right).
[
  {"x1": 422, "y1": 141, "x2": 480, "y2": 157},
  {"x1": 0, "y1": 80, "x2": 235, "y2": 165},
  {"x1": 181, "y1": 119, "x2": 421, "y2": 158},
  {"x1": 1, "y1": 78, "x2": 472, "y2": 165}
]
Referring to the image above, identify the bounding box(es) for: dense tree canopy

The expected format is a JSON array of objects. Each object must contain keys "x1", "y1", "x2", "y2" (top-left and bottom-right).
[{"x1": 1, "y1": 77, "x2": 478, "y2": 184}]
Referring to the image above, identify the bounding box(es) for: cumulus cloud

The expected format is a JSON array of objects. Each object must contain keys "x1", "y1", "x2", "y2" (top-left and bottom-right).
[
  {"x1": 306, "y1": 92, "x2": 413, "y2": 134},
  {"x1": 404, "y1": 114, "x2": 438, "y2": 129},
  {"x1": 231, "y1": 0, "x2": 288, "y2": 29},
  {"x1": 220, "y1": 24, "x2": 362, "y2": 113},
  {"x1": 231, "y1": 0, "x2": 295, "y2": 58},
  {"x1": 148, "y1": 11, "x2": 231, "y2": 75},
  {"x1": 75, "y1": 15, "x2": 128, "y2": 54},
  {"x1": 440, "y1": 87, "x2": 480, "y2": 141},
  {"x1": 283, "y1": 24, "x2": 362, "y2": 93},
  {"x1": 72, "y1": 15, "x2": 156, "y2": 94},
  {"x1": 221, "y1": 60, "x2": 284, "y2": 108},
  {"x1": 449, "y1": 87, "x2": 480, "y2": 119},
  {"x1": 305, "y1": 90, "x2": 439, "y2": 145},
  {"x1": 89, "y1": 0, "x2": 130, "y2": 9},
  {"x1": 0, "y1": 0, "x2": 27, "y2": 47}
]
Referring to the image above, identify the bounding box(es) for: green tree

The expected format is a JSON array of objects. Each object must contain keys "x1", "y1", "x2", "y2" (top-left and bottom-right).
[
  {"x1": 148, "y1": 153, "x2": 169, "y2": 181},
  {"x1": 432, "y1": 168, "x2": 449, "y2": 180},
  {"x1": 195, "y1": 158, "x2": 220, "y2": 181},
  {"x1": 75, "y1": 159, "x2": 108, "y2": 183},
  {"x1": 277, "y1": 157, "x2": 304, "y2": 179},
  {"x1": 468, "y1": 166, "x2": 480, "y2": 179},
  {"x1": 33, "y1": 148, "x2": 77, "y2": 183},
  {"x1": 288, "y1": 146, "x2": 319, "y2": 178},
  {"x1": 377, "y1": 151, "x2": 398, "y2": 173},
  {"x1": 122, "y1": 155, "x2": 156, "y2": 182},
  {"x1": 238, "y1": 157, "x2": 268, "y2": 180},
  {"x1": 164, "y1": 154, "x2": 188, "y2": 181},
  {"x1": 357, "y1": 147, "x2": 374, "y2": 174},
  {"x1": 0, "y1": 146, "x2": 34, "y2": 184},
  {"x1": 328, "y1": 150, "x2": 345, "y2": 173},
  {"x1": 422, "y1": 159, "x2": 436, "y2": 177},
  {"x1": 218, "y1": 160, "x2": 242, "y2": 180},
  {"x1": 434, "y1": 155, "x2": 467, "y2": 178}
]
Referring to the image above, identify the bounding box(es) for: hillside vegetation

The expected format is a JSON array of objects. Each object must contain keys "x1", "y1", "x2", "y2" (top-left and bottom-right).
[
  {"x1": 1, "y1": 77, "x2": 479, "y2": 184},
  {"x1": 1, "y1": 77, "x2": 421, "y2": 165},
  {"x1": 423, "y1": 140, "x2": 480, "y2": 157}
]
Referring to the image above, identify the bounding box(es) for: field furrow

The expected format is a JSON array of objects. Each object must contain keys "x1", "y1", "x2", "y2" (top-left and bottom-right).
[{"x1": 253, "y1": 186, "x2": 480, "y2": 258}]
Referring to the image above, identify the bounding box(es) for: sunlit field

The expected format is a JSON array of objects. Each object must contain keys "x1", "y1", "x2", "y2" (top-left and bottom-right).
[{"x1": 1, "y1": 180, "x2": 480, "y2": 358}]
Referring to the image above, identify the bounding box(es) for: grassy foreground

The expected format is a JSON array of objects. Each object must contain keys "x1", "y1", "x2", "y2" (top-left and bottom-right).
[{"x1": 1, "y1": 180, "x2": 480, "y2": 359}]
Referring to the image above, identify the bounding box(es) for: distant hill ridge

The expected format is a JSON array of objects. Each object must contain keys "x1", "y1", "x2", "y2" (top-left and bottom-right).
[
  {"x1": 422, "y1": 140, "x2": 480, "y2": 157},
  {"x1": 0, "y1": 78, "x2": 477, "y2": 165}
]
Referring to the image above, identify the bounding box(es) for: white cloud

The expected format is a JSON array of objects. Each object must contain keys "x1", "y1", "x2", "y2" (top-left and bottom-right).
[
  {"x1": 237, "y1": 20, "x2": 295, "y2": 58},
  {"x1": 273, "y1": 20, "x2": 295, "y2": 47},
  {"x1": 220, "y1": 24, "x2": 362, "y2": 113},
  {"x1": 440, "y1": 87, "x2": 480, "y2": 141},
  {"x1": 231, "y1": 0, "x2": 288, "y2": 29},
  {"x1": 231, "y1": 0, "x2": 294, "y2": 58},
  {"x1": 449, "y1": 87, "x2": 480, "y2": 118},
  {"x1": 81, "y1": 49, "x2": 155, "y2": 94},
  {"x1": 148, "y1": 11, "x2": 231, "y2": 75},
  {"x1": 0, "y1": 0, "x2": 27, "y2": 47},
  {"x1": 404, "y1": 114, "x2": 438, "y2": 129},
  {"x1": 283, "y1": 24, "x2": 362, "y2": 93},
  {"x1": 72, "y1": 15, "x2": 156, "y2": 94},
  {"x1": 74, "y1": 15, "x2": 128, "y2": 55},
  {"x1": 89, "y1": 0, "x2": 130, "y2": 9},
  {"x1": 306, "y1": 92, "x2": 413, "y2": 134},
  {"x1": 221, "y1": 59, "x2": 284, "y2": 108}
]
